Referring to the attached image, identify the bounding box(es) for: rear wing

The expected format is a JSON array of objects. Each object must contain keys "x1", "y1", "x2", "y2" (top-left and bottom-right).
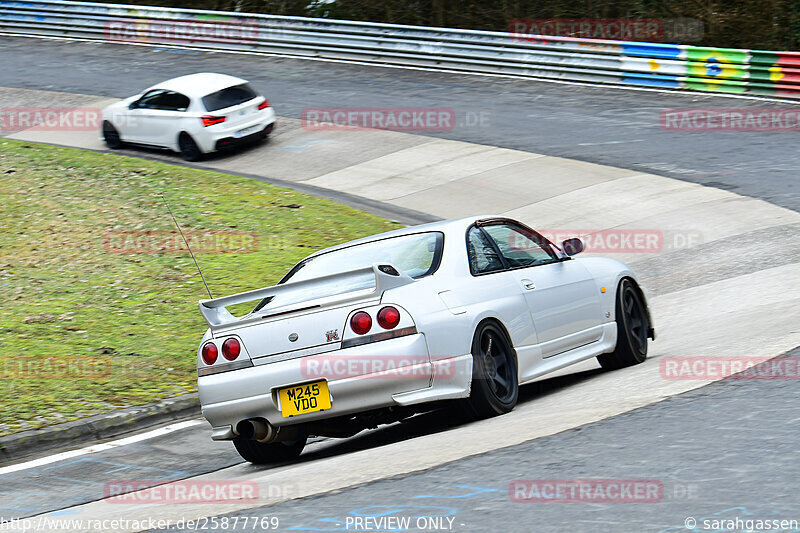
[{"x1": 199, "y1": 263, "x2": 414, "y2": 332}]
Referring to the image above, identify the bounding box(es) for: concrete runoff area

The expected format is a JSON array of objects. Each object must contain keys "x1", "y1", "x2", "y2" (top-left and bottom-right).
[{"x1": 1, "y1": 86, "x2": 799, "y2": 532}]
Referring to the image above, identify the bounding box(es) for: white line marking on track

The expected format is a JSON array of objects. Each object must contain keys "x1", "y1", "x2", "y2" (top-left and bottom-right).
[
  {"x1": 0, "y1": 420, "x2": 203, "y2": 476},
  {"x1": 577, "y1": 140, "x2": 645, "y2": 146}
]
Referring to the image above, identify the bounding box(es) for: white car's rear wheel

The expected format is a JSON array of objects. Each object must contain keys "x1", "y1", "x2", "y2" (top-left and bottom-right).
[
  {"x1": 232, "y1": 434, "x2": 307, "y2": 464},
  {"x1": 178, "y1": 133, "x2": 203, "y2": 162},
  {"x1": 466, "y1": 322, "x2": 519, "y2": 418},
  {"x1": 597, "y1": 279, "x2": 649, "y2": 370},
  {"x1": 102, "y1": 121, "x2": 122, "y2": 149}
]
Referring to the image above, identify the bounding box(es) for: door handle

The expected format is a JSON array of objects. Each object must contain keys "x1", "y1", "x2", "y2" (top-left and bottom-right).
[{"x1": 521, "y1": 279, "x2": 536, "y2": 290}]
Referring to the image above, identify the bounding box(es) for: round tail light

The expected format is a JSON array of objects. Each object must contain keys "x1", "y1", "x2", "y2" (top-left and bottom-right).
[
  {"x1": 201, "y1": 342, "x2": 218, "y2": 365},
  {"x1": 350, "y1": 311, "x2": 372, "y2": 335},
  {"x1": 377, "y1": 306, "x2": 401, "y2": 329},
  {"x1": 222, "y1": 338, "x2": 241, "y2": 361}
]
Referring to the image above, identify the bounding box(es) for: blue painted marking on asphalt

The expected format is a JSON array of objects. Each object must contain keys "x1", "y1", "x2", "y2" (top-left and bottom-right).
[
  {"x1": 413, "y1": 484, "x2": 504, "y2": 499},
  {"x1": 286, "y1": 486, "x2": 465, "y2": 531},
  {"x1": 278, "y1": 139, "x2": 333, "y2": 153},
  {"x1": 350, "y1": 505, "x2": 457, "y2": 518},
  {"x1": 49, "y1": 509, "x2": 83, "y2": 516},
  {"x1": 41, "y1": 457, "x2": 187, "y2": 478},
  {"x1": 0, "y1": 504, "x2": 38, "y2": 512}
]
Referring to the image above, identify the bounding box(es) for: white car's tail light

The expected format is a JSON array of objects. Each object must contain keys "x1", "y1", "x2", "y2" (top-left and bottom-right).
[
  {"x1": 377, "y1": 306, "x2": 400, "y2": 329},
  {"x1": 201, "y1": 115, "x2": 226, "y2": 127},
  {"x1": 257, "y1": 98, "x2": 270, "y2": 110},
  {"x1": 201, "y1": 342, "x2": 218, "y2": 365},
  {"x1": 222, "y1": 338, "x2": 241, "y2": 361},
  {"x1": 350, "y1": 311, "x2": 372, "y2": 335}
]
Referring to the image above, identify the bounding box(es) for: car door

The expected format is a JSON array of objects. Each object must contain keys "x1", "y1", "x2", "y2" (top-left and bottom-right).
[
  {"x1": 479, "y1": 221, "x2": 604, "y2": 358},
  {"x1": 464, "y1": 226, "x2": 540, "y2": 377},
  {"x1": 127, "y1": 90, "x2": 189, "y2": 147}
]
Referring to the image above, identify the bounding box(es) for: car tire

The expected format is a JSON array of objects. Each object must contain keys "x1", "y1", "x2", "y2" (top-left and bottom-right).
[
  {"x1": 597, "y1": 279, "x2": 649, "y2": 370},
  {"x1": 102, "y1": 121, "x2": 123, "y2": 149},
  {"x1": 178, "y1": 133, "x2": 203, "y2": 162},
  {"x1": 232, "y1": 433, "x2": 308, "y2": 464},
  {"x1": 466, "y1": 321, "x2": 519, "y2": 418}
]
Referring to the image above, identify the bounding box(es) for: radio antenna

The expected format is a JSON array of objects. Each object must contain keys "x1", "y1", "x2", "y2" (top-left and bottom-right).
[{"x1": 161, "y1": 194, "x2": 213, "y2": 299}]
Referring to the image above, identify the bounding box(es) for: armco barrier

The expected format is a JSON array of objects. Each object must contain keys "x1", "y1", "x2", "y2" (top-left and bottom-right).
[{"x1": 1, "y1": 0, "x2": 799, "y2": 99}]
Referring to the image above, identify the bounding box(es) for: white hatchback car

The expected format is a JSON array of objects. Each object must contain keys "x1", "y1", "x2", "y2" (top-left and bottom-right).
[{"x1": 101, "y1": 73, "x2": 276, "y2": 161}]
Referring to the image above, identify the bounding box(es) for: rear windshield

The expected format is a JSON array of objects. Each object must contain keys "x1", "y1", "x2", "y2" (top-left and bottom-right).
[
  {"x1": 202, "y1": 83, "x2": 258, "y2": 112},
  {"x1": 253, "y1": 232, "x2": 444, "y2": 313},
  {"x1": 285, "y1": 232, "x2": 444, "y2": 284}
]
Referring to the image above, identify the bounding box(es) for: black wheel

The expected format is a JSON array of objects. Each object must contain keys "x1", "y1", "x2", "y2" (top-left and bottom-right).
[
  {"x1": 466, "y1": 322, "x2": 519, "y2": 418},
  {"x1": 232, "y1": 433, "x2": 307, "y2": 464},
  {"x1": 102, "y1": 121, "x2": 122, "y2": 149},
  {"x1": 178, "y1": 133, "x2": 203, "y2": 162},
  {"x1": 597, "y1": 279, "x2": 649, "y2": 370}
]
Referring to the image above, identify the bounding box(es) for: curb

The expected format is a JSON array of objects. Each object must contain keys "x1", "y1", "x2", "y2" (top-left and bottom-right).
[{"x1": 0, "y1": 393, "x2": 201, "y2": 465}]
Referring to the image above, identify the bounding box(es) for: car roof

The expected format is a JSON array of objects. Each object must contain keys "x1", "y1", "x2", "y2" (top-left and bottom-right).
[
  {"x1": 303, "y1": 215, "x2": 504, "y2": 260},
  {"x1": 146, "y1": 73, "x2": 249, "y2": 99}
]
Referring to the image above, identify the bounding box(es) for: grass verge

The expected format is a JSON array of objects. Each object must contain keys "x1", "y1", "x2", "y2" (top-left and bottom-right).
[{"x1": 0, "y1": 140, "x2": 400, "y2": 436}]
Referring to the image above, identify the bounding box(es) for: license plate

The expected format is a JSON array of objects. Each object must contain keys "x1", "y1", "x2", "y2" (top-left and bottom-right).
[
  {"x1": 278, "y1": 381, "x2": 331, "y2": 417},
  {"x1": 235, "y1": 125, "x2": 259, "y2": 138}
]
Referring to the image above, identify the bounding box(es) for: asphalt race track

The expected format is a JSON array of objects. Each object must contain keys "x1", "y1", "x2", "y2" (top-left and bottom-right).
[
  {"x1": 1, "y1": 35, "x2": 800, "y2": 533},
  {"x1": 1, "y1": 36, "x2": 799, "y2": 212}
]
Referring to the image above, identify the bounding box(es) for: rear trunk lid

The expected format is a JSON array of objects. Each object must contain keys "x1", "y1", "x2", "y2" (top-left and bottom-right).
[{"x1": 199, "y1": 264, "x2": 414, "y2": 359}]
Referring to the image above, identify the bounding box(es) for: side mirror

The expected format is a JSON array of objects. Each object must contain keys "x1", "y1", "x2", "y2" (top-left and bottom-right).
[
  {"x1": 128, "y1": 99, "x2": 140, "y2": 110},
  {"x1": 562, "y1": 238, "x2": 584, "y2": 256}
]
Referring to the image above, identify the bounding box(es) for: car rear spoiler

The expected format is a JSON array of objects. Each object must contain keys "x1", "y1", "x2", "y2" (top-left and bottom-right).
[{"x1": 199, "y1": 263, "x2": 414, "y2": 332}]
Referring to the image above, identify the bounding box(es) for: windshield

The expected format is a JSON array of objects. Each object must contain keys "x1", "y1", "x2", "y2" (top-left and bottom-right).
[
  {"x1": 253, "y1": 232, "x2": 443, "y2": 313},
  {"x1": 202, "y1": 83, "x2": 258, "y2": 112}
]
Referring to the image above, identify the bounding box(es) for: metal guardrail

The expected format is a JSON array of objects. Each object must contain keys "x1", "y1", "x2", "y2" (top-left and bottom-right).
[{"x1": 1, "y1": 0, "x2": 799, "y2": 99}]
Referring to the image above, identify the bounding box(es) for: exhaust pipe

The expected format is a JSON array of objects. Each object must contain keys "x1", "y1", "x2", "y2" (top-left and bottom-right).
[
  {"x1": 236, "y1": 418, "x2": 274, "y2": 443},
  {"x1": 236, "y1": 418, "x2": 303, "y2": 444}
]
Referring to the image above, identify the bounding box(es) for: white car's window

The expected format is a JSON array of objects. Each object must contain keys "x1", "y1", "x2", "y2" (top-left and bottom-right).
[
  {"x1": 286, "y1": 232, "x2": 443, "y2": 283},
  {"x1": 136, "y1": 90, "x2": 190, "y2": 111},
  {"x1": 202, "y1": 83, "x2": 258, "y2": 112},
  {"x1": 253, "y1": 232, "x2": 443, "y2": 312},
  {"x1": 136, "y1": 89, "x2": 167, "y2": 109},
  {"x1": 482, "y1": 224, "x2": 559, "y2": 268},
  {"x1": 467, "y1": 227, "x2": 504, "y2": 274}
]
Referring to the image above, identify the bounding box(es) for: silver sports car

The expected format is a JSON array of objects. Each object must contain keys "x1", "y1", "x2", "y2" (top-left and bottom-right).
[{"x1": 197, "y1": 216, "x2": 655, "y2": 463}]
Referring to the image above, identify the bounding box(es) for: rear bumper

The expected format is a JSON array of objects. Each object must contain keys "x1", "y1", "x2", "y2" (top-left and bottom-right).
[
  {"x1": 214, "y1": 122, "x2": 274, "y2": 151},
  {"x1": 199, "y1": 333, "x2": 471, "y2": 439}
]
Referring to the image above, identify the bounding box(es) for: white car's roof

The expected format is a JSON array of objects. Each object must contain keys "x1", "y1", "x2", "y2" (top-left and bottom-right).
[
  {"x1": 304, "y1": 215, "x2": 503, "y2": 260},
  {"x1": 147, "y1": 73, "x2": 249, "y2": 99}
]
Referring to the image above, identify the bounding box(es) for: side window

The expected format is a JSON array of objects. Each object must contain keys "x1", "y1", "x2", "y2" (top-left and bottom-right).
[
  {"x1": 136, "y1": 90, "x2": 189, "y2": 111},
  {"x1": 136, "y1": 90, "x2": 167, "y2": 109},
  {"x1": 158, "y1": 91, "x2": 190, "y2": 111},
  {"x1": 467, "y1": 227, "x2": 505, "y2": 275},
  {"x1": 482, "y1": 224, "x2": 558, "y2": 268}
]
